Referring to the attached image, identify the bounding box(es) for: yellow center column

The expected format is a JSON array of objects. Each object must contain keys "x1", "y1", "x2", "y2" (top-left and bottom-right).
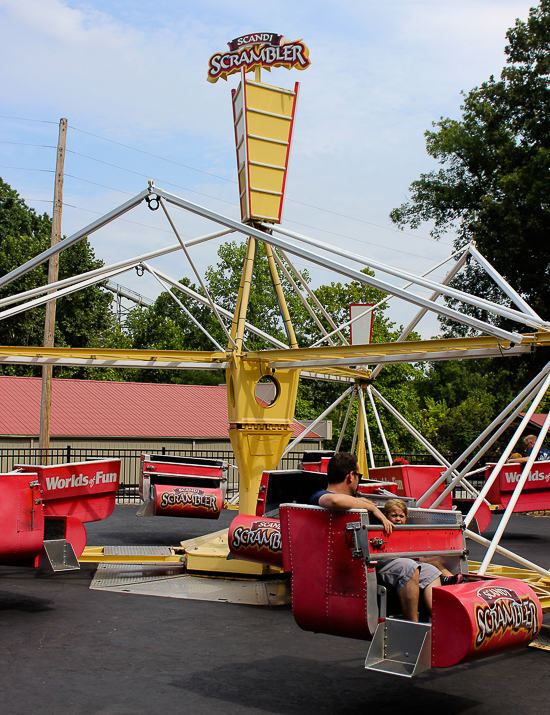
[{"x1": 227, "y1": 355, "x2": 300, "y2": 515}]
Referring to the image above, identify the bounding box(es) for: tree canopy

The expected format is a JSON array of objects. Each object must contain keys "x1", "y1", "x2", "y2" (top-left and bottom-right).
[
  {"x1": 388, "y1": 2, "x2": 550, "y2": 455},
  {"x1": 0, "y1": 178, "x2": 115, "y2": 377},
  {"x1": 390, "y1": 0, "x2": 550, "y2": 326}
]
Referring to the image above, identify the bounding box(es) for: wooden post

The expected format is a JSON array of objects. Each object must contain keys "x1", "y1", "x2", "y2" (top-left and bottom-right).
[{"x1": 39, "y1": 118, "x2": 67, "y2": 465}]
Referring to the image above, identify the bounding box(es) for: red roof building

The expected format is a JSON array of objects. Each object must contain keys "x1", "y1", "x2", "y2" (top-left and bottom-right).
[{"x1": 0, "y1": 376, "x2": 324, "y2": 450}]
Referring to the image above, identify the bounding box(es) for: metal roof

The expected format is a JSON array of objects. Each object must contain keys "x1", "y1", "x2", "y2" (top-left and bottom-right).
[
  {"x1": 518, "y1": 413, "x2": 548, "y2": 431},
  {"x1": 0, "y1": 376, "x2": 322, "y2": 440}
]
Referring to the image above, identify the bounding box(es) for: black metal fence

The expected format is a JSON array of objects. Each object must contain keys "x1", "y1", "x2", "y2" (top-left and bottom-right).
[{"x1": 0, "y1": 447, "x2": 487, "y2": 503}]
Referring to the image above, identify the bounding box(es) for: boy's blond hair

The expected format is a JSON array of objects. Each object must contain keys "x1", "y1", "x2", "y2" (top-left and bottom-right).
[{"x1": 383, "y1": 498, "x2": 408, "y2": 518}]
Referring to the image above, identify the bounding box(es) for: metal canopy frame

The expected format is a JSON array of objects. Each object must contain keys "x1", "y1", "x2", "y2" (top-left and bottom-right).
[{"x1": 2, "y1": 181, "x2": 550, "y2": 579}]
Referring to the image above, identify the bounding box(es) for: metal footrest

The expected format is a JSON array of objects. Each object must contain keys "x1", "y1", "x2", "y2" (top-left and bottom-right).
[
  {"x1": 40, "y1": 539, "x2": 80, "y2": 572},
  {"x1": 365, "y1": 619, "x2": 431, "y2": 677},
  {"x1": 135, "y1": 499, "x2": 154, "y2": 517}
]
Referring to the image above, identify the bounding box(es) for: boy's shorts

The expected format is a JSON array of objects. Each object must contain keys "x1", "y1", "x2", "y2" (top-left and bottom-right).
[{"x1": 376, "y1": 558, "x2": 440, "y2": 593}]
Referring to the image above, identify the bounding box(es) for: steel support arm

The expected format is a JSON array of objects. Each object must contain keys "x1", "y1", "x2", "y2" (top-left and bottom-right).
[
  {"x1": 151, "y1": 186, "x2": 523, "y2": 343},
  {"x1": 0, "y1": 189, "x2": 150, "y2": 289}
]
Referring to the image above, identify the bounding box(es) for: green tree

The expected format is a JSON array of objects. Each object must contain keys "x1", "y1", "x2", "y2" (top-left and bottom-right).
[
  {"x1": 390, "y1": 1, "x2": 550, "y2": 326},
  {"x1": 388, "y1": 2, "x2": 550, "y2": 454},
  {"x1": 0, "y1": 179, "x2": 115, "y2": 377}
]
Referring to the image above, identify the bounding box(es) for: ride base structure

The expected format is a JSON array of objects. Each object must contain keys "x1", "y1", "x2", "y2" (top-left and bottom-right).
[{"x1": 2, "y1": 33, "x2": 550, "y2": 674}]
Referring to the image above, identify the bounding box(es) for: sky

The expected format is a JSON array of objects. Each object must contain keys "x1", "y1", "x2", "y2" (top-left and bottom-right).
[{"x1": 0, "y1": 0, "x2": 539, "y2": 341}]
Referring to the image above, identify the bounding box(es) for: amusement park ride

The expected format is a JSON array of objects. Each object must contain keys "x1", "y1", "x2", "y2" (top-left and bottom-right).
[{"x1": 1, "y1": 33, "x2": 550, "y2": 676}]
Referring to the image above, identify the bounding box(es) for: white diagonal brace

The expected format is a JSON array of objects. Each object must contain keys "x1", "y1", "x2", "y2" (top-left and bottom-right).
[
  {"x1": 468, "y1": 244, "x2": 542, "y2": 320},
  {"x1": 311, "y1": 247, "x2": 470, "y2": 351},
  {"x1": 464, "y1": 370, "x2": 550, "y2": 528},
  {"x1": 418, "y1": 364, "x2": 550, "y2": 508},
  {"x1": 159, "y1": 198, "x2": 237, "y2": 349},
  {"x1": 152, "y1": 186, "x2": 524, "y2": 343},
  {"x1": 0, "y1": 265, "x2": 130, "y2": 321},
  {"x1": 142, "y1": 264, "x2": 288, "y2": 350},
  {"x1": 265, "y1": 223, "x2": 547, "y2": 331},
  {"x1": 478, "y1": 409, "x2": 550, "y2": 575},
  {"x1": 282, "y1": 384, "x2": 355, "y2": 456},
  {"x1": 0, "y1": 228, "x2": 234, "y2": 309},
  {"x1": 271, "y1": 248, "x2": 335, "y2": 346},
  {"x1": 370, "y1": 249, "x2": 470, "y2": 379},
  {"x1": 276, "y1": 247, "x2": 348, "y2": 344},
  {"x1": 0, "y1": 189, "x2": 150, "y2": 289},
  {"x1": 145, "y1": 264, "x2": 224, "y2": 352}
]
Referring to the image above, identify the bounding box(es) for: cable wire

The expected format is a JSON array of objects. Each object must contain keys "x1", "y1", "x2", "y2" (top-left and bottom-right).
[{"x1": 66, "y1": 123, "x2": 452, "y2": 246}]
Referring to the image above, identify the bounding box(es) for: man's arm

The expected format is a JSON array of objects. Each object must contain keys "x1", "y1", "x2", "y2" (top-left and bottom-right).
[{"x1": 317, "y1": 492, "x2": 393, "y2": 534}]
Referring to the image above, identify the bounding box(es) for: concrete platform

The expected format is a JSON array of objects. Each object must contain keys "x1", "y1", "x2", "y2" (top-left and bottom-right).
[{"x1": 1, "y1": 507, "x2": 549, "y2": 715}]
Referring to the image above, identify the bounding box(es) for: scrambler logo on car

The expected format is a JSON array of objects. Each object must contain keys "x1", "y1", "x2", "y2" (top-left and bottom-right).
[
  {"x1": 231, "y1": 520, "x2": 282, "y2": 552},
  {"x1": 475, "y1": 586, "x2": 539, "y2": 648},
  {"x1": 159, "y1": 487, "x2": 219, "y2": 512}
]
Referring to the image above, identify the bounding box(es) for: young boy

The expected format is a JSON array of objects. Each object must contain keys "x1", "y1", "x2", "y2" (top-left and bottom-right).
[{"x1": 383, "y1": 499, "x2": 464, "y2": 585}]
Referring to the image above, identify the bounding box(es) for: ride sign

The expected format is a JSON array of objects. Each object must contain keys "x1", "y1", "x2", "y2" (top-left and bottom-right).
[
  {"x1": 207, "y1": 33, "x2": 310, "y2": 83},
  {"x1": 228, "y1": 515, "x2": 284, "y2": 567}
]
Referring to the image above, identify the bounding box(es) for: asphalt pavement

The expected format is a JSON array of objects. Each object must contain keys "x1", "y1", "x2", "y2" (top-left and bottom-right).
[{"x1": 1, "y1": 507, "x2": 549, "y2": 715}]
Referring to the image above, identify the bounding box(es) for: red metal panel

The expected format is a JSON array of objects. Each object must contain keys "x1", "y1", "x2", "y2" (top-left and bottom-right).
[
  {"x1": 0, "y1": 473, "x2": 44, "y2": 564},
  {"x1": 142, "y1": 460, "x2": 223, "y2": 479},
  {"x1": 280, "y1": 505, "x2": 373, "y2": 640},
  {"x1": 498, "y1": 462, "x2": 550, "y2": 491},
  {"x1": 153, "y1": 485, "x2": 223, "y2": 519},
  {"x1": 366, "y1": 525, "x2": 464, "y2": 558},
  {"x1": 431, "y1": 578, "x2": 542, "y2": 668},
  {"x1": 370, "y1": 465, "x2": 453, "y2": 509},
  {"x1": 16, "y1": 459, "x2": 120, "y2": 523},
  {"x1": 228, "y1": 515, "x2": 283, "y2": 567},
  {"x1": 357, "y1": 481, "x2": 398, "y2": 496},
  {"x1": 484, "y1": 463, "x2": 550, "y2": 511}
]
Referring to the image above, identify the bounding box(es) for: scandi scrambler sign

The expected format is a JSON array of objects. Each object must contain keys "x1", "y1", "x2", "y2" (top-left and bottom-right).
[{"x1": 207, "y1": 33, "x2": 310, "y2": 83}]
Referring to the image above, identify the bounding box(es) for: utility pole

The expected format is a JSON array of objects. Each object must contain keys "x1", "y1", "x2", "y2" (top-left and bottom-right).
[{"x1": 39, "y1": 118, "x2": 67, "y2": 464}]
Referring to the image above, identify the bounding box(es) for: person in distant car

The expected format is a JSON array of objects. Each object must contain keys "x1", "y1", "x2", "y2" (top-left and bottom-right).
[{"x1": 508, "y1": 434, "x2": 550, "y2": 464}]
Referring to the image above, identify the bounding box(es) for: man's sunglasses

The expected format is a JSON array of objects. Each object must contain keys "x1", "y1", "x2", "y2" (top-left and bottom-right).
[{"x1": 353, "y1": 471, "x2": 363, "y2": 479}]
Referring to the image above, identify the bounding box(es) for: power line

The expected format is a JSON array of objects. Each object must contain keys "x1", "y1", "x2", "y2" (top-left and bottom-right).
[
  {"x1": 0, "y1": 128, "x2": 454, "y2": 263},
  {"x1": 0, "y1": 196, "x2": 52, "y2": 203},
  {"x1": 0, "y1": 115, "x2": 452, "y2": 248},
  {"x1": 0, "y1": 115, "x2": 58, "y2": 124},
  {"x1": 65, "y1": 151, "x2": 238, "y2": 206},
  {"x1": 286, "y1": 198, "x2": 454, "y2": 247},
  {"x1": 0, "y1": 165, "x2": 449, "y2": 263},
  {"x1": 62, "y1": 155, "x2": 446, "y2": 262},
  {"x1": 1, "y1": 115, "x2": 453, "y2": 248},
  {"x1": 68, "y1": 124, "x2": 236, "y2": 183},
  {"x1": 62, "y1": 203, "x2": 189, "y2": 235},
  {"x1": 64, "y1": 174, "x2": 134, "y2": 196},
  {"x1": 0, "y1": 141, "x2": 56, "y2": 148},
  {"x1": 284, "y1": 218, "x2": 444, "y2": 262},
  {"x1": 0, "y1": 165, "x2": 54, "y2": 173},
  {"x1": 67, "y1": 123, "x2": 451, "y2": 246}
]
